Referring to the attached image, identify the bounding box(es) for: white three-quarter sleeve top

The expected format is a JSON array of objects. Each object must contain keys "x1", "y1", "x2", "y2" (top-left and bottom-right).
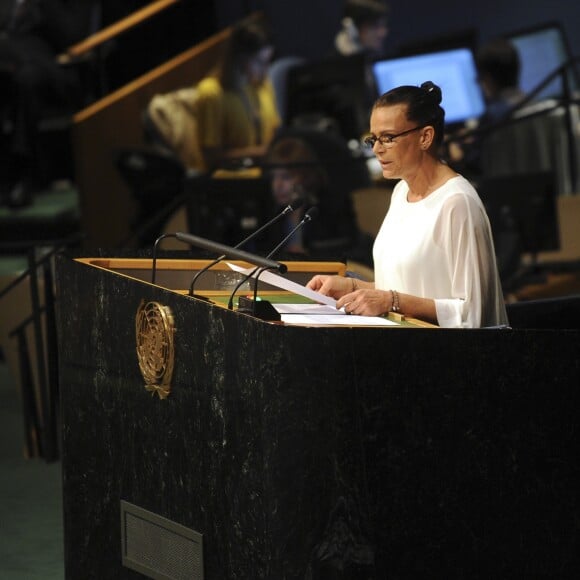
[{"x1": 373, "y1": 175, "x2": 508, "y2": 328}]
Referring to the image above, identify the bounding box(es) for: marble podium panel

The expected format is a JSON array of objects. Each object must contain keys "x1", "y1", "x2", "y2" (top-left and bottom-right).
[{"x1": 56, "y1": 256, "x2": 580, "y2": 579}]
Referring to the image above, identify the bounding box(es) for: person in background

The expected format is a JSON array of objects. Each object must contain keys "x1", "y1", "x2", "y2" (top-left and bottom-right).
[
  {"x1": 146, "y1": 15, "x2": 281, "y2": 174},
  {"x1": 261, "y1": 135, "x2": 372, "y2": 264},
  {"x1": 307, "y1": 82, "x2": 508, "y2": 328},
  {"x1": 475, "y1": 37, "x2": 526, "y2": 124},
  {"x1": 332, "y1": 0, "x2": 390, "y2": 133},
  {"x1": 334, "y1": 0, "x2": 389, "y2": 59},
  {"x1": 447, "y1": 37, "x2": 526, "y2": 176},
  {"x1": 0, "y1": 0, "x2": 95, "y2": 206}
]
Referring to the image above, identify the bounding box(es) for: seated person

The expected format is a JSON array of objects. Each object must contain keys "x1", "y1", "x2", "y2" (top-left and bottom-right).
[
  {"x1": 476, "y1": 37, "x2": 526, "y2": 123},
  {"x1": 447, "y1": 37, "x2": 526, "y2": 177},
  {"x1": 334, "y1": 0, "x2": 389, "y2": 59},
  {"x1": 260, "y1": 135, "x2": 373, "y2": 266},
  {"x1": 0, "y1": 0, "x2": 95, "y2": 206},
  {"x1": 333, "y1": 0, "x2": 390, "y2": 113},
  {"x1": 146, "y1": 15, "x2": 281, "y2": 174}
]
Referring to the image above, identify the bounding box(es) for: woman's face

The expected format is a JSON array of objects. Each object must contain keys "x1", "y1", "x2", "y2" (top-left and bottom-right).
[
  {"x1": 270, "y1": 168, "x2": 302, "y2": 206},
  {"x1": 368, "y1": 104, "x2": 425, "y2": 181},
  {"x1": 244, "y1": 46, "x2": 274, "y2": 86},
  {"x1": 359, "y1": 19, "x2": 389, "y2": 54}
]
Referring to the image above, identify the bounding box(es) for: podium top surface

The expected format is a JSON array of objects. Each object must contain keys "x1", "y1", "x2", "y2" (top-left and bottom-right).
[
  {"x1": 76, "y1": 257, "x2": 346, "y2": 290},
  {"x1": 74, "y1": 257, "x2": 434, "y2": 328}
]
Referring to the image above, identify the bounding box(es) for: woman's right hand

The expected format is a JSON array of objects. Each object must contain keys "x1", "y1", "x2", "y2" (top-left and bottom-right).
[{"x1": 306, "y1": 275, "x2": 353, "y2": 299}]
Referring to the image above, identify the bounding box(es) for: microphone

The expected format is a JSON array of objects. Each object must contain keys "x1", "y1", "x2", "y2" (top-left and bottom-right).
[
  {"x1": 151, "y1": 233, "x2": 177, "y2": 285},
  {"x1": 265, "y1": 206, "x2": 319, "y2": 260},
  {"x1": 234, "y1": 207, "x2": 319, "y2": 319},
  {"x1": 188, "y1": 197, "x2": 304, "y2": 296},
  {"x1": 174, "y1": 232, "x2": 288, "y2": 274}
]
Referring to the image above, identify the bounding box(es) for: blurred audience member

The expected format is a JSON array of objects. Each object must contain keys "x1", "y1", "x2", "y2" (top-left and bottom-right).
[
  {"x1": 476, "y1": 37, "x2": 526, "y2": 123},
  {"x1": 334, "y1": 0, "x2": 389, "y2": 59},
  {"x1": 0, "y1": 0, "x2": 94, "y2": 206},
  {"x1": 147, "y1": 15, "x2": 281, "y2": 174},
  {"x1": 332, "y1": 0, "x2": 390, "y2": 127},
  {"x1": 447, "y1": 37, "x2": 526, "y2": 176},
  {"x1": 261, "y1": 135, "x2": 372, "y2": 265}
]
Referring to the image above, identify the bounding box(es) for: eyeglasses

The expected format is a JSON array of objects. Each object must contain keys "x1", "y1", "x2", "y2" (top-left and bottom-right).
[{"x1": 363, "y1": 125, "x2": 425, "y2": 148}]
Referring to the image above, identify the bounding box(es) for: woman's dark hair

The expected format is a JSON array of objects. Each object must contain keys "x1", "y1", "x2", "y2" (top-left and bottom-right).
[
  {"x1": 265, "y1": 137, "x2": 328, "y2": 196},
  {"x1": 219, "y1": 16, "x2": 273, "y2": 90},
  {"x1": 476, "y1": 38, "x2": 521, "y2": 90},
  {"x1": 343, "y1": 0, "x2": 389, "y2": 28},
  {"x1": 374, "y1": 81, "x2": 445, "y2": 145}
]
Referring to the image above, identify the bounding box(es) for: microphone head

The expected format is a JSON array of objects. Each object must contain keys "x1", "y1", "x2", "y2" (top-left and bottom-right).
[
  {"x1": 290, "y1": 197, "x2": 305, "y2": 211},
  {"x1": 304, "y1": 206, "x2": 319, "y2": 222},
  {"x1": 283, "y1": 197, "x2": 305, "y2": 214}
]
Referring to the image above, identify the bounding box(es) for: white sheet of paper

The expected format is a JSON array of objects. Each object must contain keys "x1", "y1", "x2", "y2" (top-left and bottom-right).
[
  {"x1": 275, "y1": 304, "x2": 398, "y2": 325},
  {"x1": 280, "y1": 314, "x2": 398, "y2": 326},
  {"x1": 274, "y1": 303, "x2": 339, "y2": 315},
  {"x1": 226, "y1": 262, "x2": 337, "y2": 307},
  {"x1": 225, "y1": 264, "x2": 399, "y2": 327}
]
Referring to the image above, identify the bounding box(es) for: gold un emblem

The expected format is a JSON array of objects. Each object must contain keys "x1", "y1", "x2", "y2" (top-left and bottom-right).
[{"x1": 135, "y1": 301, "x2": 175, "y2": 399}]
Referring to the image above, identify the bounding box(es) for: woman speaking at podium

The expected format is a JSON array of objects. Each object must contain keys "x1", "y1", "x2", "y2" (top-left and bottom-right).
[{"x1": 307, "y1": 82, "x2": 508, "y2": 328}]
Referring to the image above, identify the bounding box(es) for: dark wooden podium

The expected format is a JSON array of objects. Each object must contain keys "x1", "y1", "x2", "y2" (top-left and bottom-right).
[{"x1": 55, "y1": 256, "x2": 580, "y2": 579}]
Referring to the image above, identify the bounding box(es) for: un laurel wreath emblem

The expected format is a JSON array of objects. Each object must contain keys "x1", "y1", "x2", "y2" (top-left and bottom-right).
[{"x1": 135, "y1": 301, "x2": 175, "y2": 399}]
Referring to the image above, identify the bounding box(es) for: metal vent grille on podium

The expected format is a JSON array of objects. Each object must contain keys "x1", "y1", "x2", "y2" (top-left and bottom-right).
[{"x1": 121, "y1": 500, "x2": 204, "y2": 579}]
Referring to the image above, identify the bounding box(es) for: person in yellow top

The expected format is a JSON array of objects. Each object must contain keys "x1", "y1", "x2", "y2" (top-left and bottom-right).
[{"x1": 148, "y1": 16, "x2": 281, "y2": 173}]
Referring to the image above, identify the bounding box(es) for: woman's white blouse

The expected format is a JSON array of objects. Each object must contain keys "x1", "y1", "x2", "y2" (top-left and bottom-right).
[{"x1": 373, "y1": 175, "x2": 508, "y2": 328}]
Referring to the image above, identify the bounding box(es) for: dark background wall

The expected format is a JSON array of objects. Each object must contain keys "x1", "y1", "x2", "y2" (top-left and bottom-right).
[{"x1": 214, "y1": 0, "x2": 580, "y2": 61}]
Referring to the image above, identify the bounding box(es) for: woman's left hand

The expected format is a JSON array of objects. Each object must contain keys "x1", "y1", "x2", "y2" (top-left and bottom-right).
[{"x1": 336, "y1": 288, "x2": 391, "y2": 317}]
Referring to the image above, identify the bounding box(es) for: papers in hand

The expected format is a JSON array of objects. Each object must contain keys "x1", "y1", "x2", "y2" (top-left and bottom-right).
[
  {"x1": 226, "y1": 263, "x2": 398, "y2": 326},
  {"x1": 227, "y1": 262, "x2": 337, "y2": 306}
]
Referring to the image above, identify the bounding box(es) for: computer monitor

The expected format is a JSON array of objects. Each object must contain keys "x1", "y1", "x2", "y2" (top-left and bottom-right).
[
  {"x1": 285, "y1": 54, "x2": 369, "y2": 139},
  {"x1": 372, "y1": 48, "x2": 485, "y2": 125},
  {"x1": 505, "y1": 22, "x2": 579, "y2": 101}
]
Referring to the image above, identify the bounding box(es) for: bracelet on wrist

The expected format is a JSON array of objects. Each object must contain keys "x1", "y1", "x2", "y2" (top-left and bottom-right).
[{"x1": 390, "y1": 289, "x2": 401, "y2": 313}]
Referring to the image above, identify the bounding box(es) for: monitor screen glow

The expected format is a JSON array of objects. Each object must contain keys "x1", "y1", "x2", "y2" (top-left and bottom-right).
[
  {"x1": 372, "y1": 48, "x2": 485, "y2": 125},
  {"x1": 507, "y1": 24, "x2": 577, "y2": 100}
]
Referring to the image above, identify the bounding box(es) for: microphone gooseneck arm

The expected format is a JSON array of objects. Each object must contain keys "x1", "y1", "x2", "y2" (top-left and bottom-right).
[
  {"x1": 174, "y1": 232, "x2": 287, "y2": 272},
  {"x1": 151, "y1": 233, "x2": 178, "y2": 285},
  {"x1": 226, "y1": 207, "x2": 319, "y2": 311},
  {"x1": 188, "y1": 199, "x2": 304, "y2": 295},
  {"x1": 265, "y1": 206, "x2": 320, "y2": 259}
]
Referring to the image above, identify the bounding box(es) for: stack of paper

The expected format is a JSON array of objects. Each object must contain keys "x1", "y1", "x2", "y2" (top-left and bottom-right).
[{"x1": 227, "y1": 263, "x2": 398, "y2": 327}]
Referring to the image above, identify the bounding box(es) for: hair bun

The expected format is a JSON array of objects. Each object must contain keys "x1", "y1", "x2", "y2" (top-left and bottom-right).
[{"x1": 420, "y1": 81, "x2": 442, "y2": 105}]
